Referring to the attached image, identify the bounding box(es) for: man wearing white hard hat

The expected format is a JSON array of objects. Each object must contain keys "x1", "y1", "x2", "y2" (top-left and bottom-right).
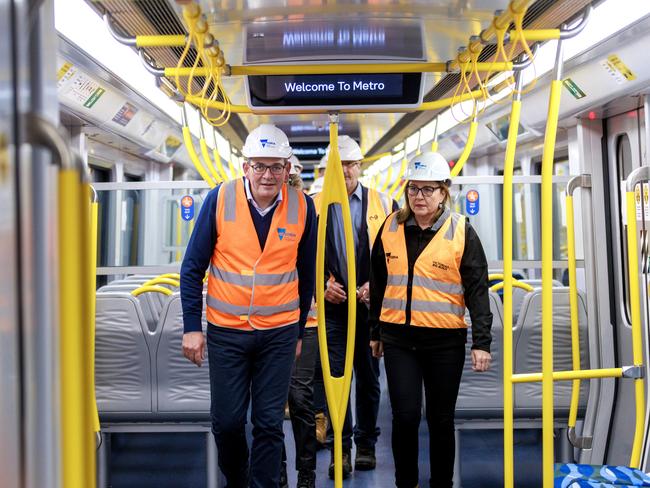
[
  {"x1": 368, "y1": 151, "x2": 492, "y2": 488},
  {"x1": 180, "y1": 124, "x2": 317, "y2": 488},
  {"x1": 311, "y1": 135, "x2": 398, "y2": 479},
  {"x1": 288, "y1": 154, "x2": 304, "y2": 191}
]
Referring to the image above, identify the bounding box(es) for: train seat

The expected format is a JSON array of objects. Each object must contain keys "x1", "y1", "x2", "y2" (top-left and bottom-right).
[
  {"x1": 513, "y1": 287, "x2": 589, "y2": 418},
  {"x1": 95, "y1": 292, "x2": 154, "y2": 420},
  {"x1": 512, "y1": 279, "x2": 562, "y2": 324},
  {"x1": 154, "y1": 293, "x2": 211, "y2": 420},
  {"x1": 456, "y1": 291, "x2": 504, "y2": 419}
]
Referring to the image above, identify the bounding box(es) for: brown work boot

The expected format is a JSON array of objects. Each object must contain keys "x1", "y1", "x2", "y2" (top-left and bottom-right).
[{"x1": 315, "y1": 412, "x2": 328, "y2": 447}]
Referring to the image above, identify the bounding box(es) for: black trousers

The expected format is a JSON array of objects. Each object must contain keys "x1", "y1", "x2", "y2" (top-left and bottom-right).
[
  {"x1": 323, "y1": 305, "x2": 381, "y2": 450},
  {"x1": 383, "y1": 341, "x2": 465, "y2": 488},
  {"x1": 285, "y1": 327, "x2": 319, "y2": 471}
]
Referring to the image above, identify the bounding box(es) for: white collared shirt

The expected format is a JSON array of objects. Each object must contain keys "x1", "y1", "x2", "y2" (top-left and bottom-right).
[{"x1": 244, "y1": 177, "x2": 283, "y2": 217}]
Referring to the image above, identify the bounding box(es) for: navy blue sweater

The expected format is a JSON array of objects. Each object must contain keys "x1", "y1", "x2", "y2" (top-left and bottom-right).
[{"x1": 180, "y1": 181, "x2": 317, "y2": 338}]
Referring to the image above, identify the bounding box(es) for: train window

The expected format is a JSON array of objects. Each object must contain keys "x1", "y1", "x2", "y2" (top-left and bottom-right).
[
  {"x1": 121, "y1": 173, "x2": 143, "y2": 266},
  {"x1": 616, "y1": 133, "x2": 633, "y2": 325},
  {"x1": 89, "y1": 164, "x2": 111, "y2": 287}
]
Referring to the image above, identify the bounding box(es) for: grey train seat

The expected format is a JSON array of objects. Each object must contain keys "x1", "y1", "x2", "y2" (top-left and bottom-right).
[
  {"x1": 511, "y1": 279, "x2": 563, "y2": 323},
  {"x1": 154, "y1": 293, "x2": 211, "y2": 419},
  {"x1": 456, "y1": 291, "x2": 504, "y2": 418},
  {"x1": 513, "y1": 287, "x2": 589, "y2": 418},
  {"x1": 95, "y1": 292, "x2": 154, "y2": 419}
]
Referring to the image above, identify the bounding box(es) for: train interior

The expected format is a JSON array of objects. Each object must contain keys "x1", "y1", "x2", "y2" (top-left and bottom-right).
[{"x1": 3, "y1": 0, "x2": 650, "y2": 487}]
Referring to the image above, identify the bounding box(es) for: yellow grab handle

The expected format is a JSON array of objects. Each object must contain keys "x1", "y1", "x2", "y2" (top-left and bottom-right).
[
  {"x1": 132, "y1": 285, "x2": 174, "y2": 297},
  {"x1": 388, "y1": 155, "x2": 408, "y2": 197},
  {"x1": 212, "y1": 147, "x2": 230, "y2": 182},
  {"x1": 200, "y1": 138, "x2": 223, "y2": 184},
  {"x1": 182, "y1": 126, "x2": 216, "y2": 188},
  {"x1": 626, "y1": 190, "x2": 646, "y2": 468},
  {"x1": 566, "y1": 194, "x2": 581, "y2": 429},
  {"x1": 316, "y1": 118, "x2": 357, "y2": 488},
  {"x1": 450, "y1": 119, "x2": 478, "y2": 177},
  {"x1": 143, "y1": 277, "x2": 180, "y2": 288},
  {"x1": 509, "y1": 29, "x2": 560, "y2": 42},
  {"x1": 380, "y1": 166, "x2": 393, "y2": 193}
]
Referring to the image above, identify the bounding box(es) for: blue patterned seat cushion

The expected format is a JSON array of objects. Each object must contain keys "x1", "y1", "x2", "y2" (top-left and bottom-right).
[{"x1": 555, "y1": 464, "x2": 650, "y2": 487}]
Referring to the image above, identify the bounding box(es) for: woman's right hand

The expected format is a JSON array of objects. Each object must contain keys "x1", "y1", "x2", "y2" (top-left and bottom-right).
[{"x1": 370, "y1": 340, "x2": 384, "y2": 358}]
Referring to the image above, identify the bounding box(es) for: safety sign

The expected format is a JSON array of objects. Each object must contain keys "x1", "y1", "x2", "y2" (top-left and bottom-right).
[
  {"x1": 466, "y1": 189, "x2": 479, "y2": 216},
  {"x1": 181, "y1": 195, "x2": 195, "y2": 221}
]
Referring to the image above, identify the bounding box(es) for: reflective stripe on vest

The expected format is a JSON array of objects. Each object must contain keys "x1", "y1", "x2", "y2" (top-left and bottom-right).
[
  {"x1": 206, "y1": 178, "x2": 307, "y2": 330},
  {"x1": 311, "y1": 186, "x2": 392, "y2": 248},
  {"x1": 379, "y1": 210, "x2": 467, "y2": 329}
]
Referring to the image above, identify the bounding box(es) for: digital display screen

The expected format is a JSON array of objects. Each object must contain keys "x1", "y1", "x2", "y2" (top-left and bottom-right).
[{"x1": 247, "y1": 73, "x2": 422, "y2": 109}]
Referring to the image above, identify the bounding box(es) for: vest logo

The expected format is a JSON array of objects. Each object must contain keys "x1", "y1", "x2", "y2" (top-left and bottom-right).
[
  {"x1": 386, "y1": 252, "x2": 399, "y2": 262},
  {"x1": 432, "y1": 261, "x2": 449, "y2": 271},
  {"x1": 277, "y1": 228, "x2": 297, "y2": 241},
  {"x1": 260, "y1": 138, "x2": 276, "y2": 148},
  {"x1": 369, "y1": 214, "x2": 379, "y2": 220},
  {"x1": 414, "y1": 162, "x2": 426, "y2": 170}
]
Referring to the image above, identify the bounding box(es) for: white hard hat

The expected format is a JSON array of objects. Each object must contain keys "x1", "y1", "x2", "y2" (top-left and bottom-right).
[
  {"x1": 405, "y1": 151, "x2": 451, "y2": 184},
  {"x1": 317, "y1": 154, "x2": 328, "y2": 169},
  {"x1": 289, "y1": 155, "x2": 303, "y2": 175},
  {"x1": 325, "y1": 135, "x2": 363, "y2": 162},
  {"x1": 309, "y1": 176, "x2": 324, "y2": 194},
  {"x1": 242, "y1": 124, "x2": 292, "y2": 159}
]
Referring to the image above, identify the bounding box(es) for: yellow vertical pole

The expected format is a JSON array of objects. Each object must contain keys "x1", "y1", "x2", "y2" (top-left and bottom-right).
[
  {"x1": 502, "y1": 70, "x2": 523, "y2": 488},
  {"x1": 59, "y1": 169, "x2": 89, "y2": 488},
  {"x1": 626, "y1": 184, "x2": 647, "y2": 468},
  {"x1": 316, "y1": 114, "x2": 356, "y2": 488},
  {"x1": 540, "y1": 38, "x2": 565, "y2": 487},
  {"x1": 89, "y1": 194, "x2": 100, "y2": 435}
]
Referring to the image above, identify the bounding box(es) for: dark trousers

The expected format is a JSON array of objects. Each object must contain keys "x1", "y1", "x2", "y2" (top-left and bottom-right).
[
  {"x1": 207, "y1": 323, "x2": 297, "y2": 488},
  {"x1": 284, "y1": 327, "x2": 319, "y2": 471},
  {"x1": 324, "y1": 306, "x2": 381, "y2": 450},
  {"x1": 383, "y1": 342, "x2": 465, "y2": 488}
]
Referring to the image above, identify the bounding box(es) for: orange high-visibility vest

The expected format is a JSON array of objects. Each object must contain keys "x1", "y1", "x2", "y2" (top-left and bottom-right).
[
  {"x1": 206, "y1": 178, "x2": 307, "y2": 330},
  {"x1": 311, "y1": 186, "x2": 392, "y2": 248},
  {"x1": 379, "y1": 210, "x2": 467, "y2": 329},
  {"x1": 308, "y1": 186, "x2": 392, "y2": 327}
]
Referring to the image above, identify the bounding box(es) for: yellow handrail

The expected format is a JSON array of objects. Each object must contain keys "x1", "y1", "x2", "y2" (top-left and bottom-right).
[
  {"x1": 143, "y1": 277, "x2": 180, "y2": 288},
  {"x1": 625, "y1": 187, "x2": 646, "y2": 468},
  {"x1": 60, "y1": 169, "x2": 91, "y2": 488},
  {"x1": 183, "y1": 89, "x2": 485, "y2": 115},
  {"x1": 513, "y1": 367, "x2": 625, "y2": 383},
  {"x1": 89, "y1": 194, "x2": 100, "y2": 435},
  {"x1": 211, "y1": 140, "x2": 230, "y2": 182},
  {"x1": 450, "y1": 118, "x2": 478, "y2": 177},
  {"x1": 316, "y1": 117, "x2": 357, "y2": 488},
  {"x1": 566, "y1": 192, "x2": 581, "y2": 432},
  {"x1": 135, "y1": 34, "x2": 186, "y2": 47},
  {"x1": 132, "y1": 285, "x2": 174, "y2": 297},
  {"x1": 509, "y1": 29, "x2": 560, "y2": 42},
  {"x1": 490, "y1": 279, "x2": 533, "y2": 293},
  {"x1": 501, "y1": 83, "x2": 522, "y2": 488},
  {"x1": 540, "y1": 77, "x2": 562, "y2": 488}
]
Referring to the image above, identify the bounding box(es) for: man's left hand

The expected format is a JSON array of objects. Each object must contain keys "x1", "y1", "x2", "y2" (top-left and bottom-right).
[{"x1": 471, "y1": 349, "x2": 491, "y2": 372}]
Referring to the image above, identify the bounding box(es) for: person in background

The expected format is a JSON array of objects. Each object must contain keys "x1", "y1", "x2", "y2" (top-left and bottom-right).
[
  {"x1": 311, "y1": 135, "x2": 398, "y2": 480},
  {"x1": 279, "y1": 152, "x2": 317, "y2": 488},
  {"x1": 180, "y1": 124, "x2": 317, "y2": 488},
  {"x1": 288, "y1": 154, "x2": 305, "y2": 191},
  {"x1": 368, "y1": 151, "x2": 492, "y2": 488}
]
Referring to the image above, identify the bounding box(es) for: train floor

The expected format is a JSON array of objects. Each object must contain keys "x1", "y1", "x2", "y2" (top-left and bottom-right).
[{"x1": 107, "y1": 364, "x2": 543, "y2": 487}]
